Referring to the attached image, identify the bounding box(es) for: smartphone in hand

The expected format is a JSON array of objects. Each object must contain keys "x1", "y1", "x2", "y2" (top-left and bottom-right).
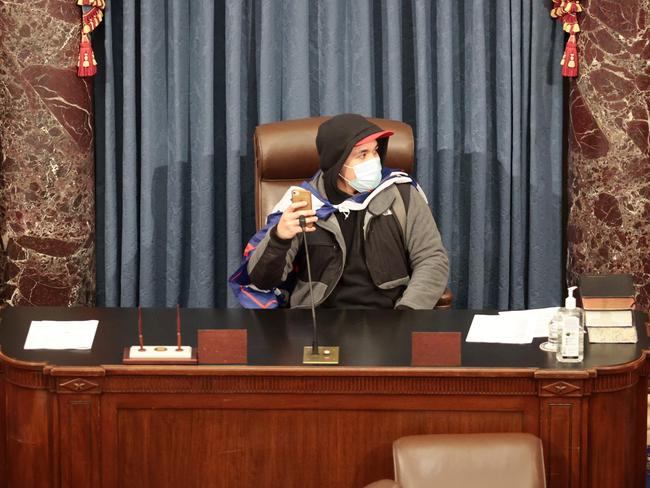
[{"x1": 291, "y1": 189, "x2": 314, "y2": 228}]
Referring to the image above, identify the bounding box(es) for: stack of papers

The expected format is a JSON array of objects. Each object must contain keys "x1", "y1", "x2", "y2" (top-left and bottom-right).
[
  {"x1": 24, "y1": 320, "x2": 99, "y2": 350},
  {"x1": 466, "y1": 307, "x2": 559, "y2": 344}
]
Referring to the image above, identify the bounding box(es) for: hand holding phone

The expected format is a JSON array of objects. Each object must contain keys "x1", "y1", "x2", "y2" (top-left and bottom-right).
[
  {"x1": 291, "y1": 189, "x2": 313, "y2": 212},
  {"x1": 276, "y1": 189, "x2": 318, "y2": 239}
]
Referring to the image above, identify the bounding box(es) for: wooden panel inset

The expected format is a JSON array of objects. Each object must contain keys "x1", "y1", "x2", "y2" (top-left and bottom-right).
[
  {"x1": 541, "y1": 399, "x2": 583, "y2": 488},
  {"x1": 60, "y1": 396, "x2": 100, "y2": 488},
  {"x1": 588, "y1": 384, "x2": 645, "y2": 488},
  {"x1": 4, "y1": 383, "x2": 51, "y2": 487},
  {"x1": 114, "y1": 406, "x2": 529, "y2": 488}
]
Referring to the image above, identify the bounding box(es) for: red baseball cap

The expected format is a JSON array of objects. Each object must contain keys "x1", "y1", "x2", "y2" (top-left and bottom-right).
[{"x1": 354, "y1": 130, "x2": 394, "y2": 146}]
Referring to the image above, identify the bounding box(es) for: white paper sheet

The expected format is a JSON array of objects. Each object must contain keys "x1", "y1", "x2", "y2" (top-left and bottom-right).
[
  {"x1": 498, "y1": 307, "x2": 560, "y2": 338},
  {"x1": 466, "y1": 315, "x2": 534, "y2": 344},
  {"x1": 24, "y1": 320, "x2": 99, "y2": 350}
]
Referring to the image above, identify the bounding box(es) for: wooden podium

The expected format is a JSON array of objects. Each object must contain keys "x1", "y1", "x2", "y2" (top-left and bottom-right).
[{"x1": 0, "y1": 307, "x2": 648, "y2": 488}]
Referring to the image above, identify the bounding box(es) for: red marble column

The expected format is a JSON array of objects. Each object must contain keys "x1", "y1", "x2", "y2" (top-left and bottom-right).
[
  {"x1": 0, "y1": 0, "x2": 95, "y2": 305},
  {"x1": 567, "y1": 1, "x2": 650, "y2": 309}
]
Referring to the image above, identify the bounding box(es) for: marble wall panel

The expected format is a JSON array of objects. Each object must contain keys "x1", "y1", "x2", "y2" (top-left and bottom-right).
[
  {"x1": 0, "y1": 0, "x2": 95, "y2": 306},
  {"x1": 567, "y1": 1, "x2": 650, "y2": 309}
]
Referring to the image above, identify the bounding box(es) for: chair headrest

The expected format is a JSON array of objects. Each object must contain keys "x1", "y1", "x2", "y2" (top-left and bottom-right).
[{"x1": 254, "y1": 116, "x2": 414, "y2": 180}]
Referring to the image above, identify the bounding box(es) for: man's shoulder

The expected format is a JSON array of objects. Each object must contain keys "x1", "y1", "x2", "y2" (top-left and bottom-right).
[{"x1": 395, "y1": 182, "x2": 411, "y2": 211}]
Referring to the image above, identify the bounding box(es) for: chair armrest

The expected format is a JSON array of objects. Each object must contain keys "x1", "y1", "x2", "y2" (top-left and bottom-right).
[{"x1": 363, "y1": 480, "x2": 399, "y2": 488}]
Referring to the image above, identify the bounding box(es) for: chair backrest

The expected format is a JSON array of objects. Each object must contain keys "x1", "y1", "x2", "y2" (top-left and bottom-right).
[
  {"x1": 253, "y1": 116, "x2": 414, "y2": 230},
  {"x1": 393, "y1": 433, "x2": 546, "y2": 488}
]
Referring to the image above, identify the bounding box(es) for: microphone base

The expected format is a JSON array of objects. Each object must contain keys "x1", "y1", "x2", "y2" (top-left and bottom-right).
[{"x1": 302, "y1": 346, "x2": 340, "y2": 365}]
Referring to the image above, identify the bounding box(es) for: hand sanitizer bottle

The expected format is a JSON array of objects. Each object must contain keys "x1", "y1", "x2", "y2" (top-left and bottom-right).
[
  {"x1": 547, "y1": 310, "x2": 564, "y2": 352},
  {"x1": 556, "y1": 286, "x2": 585, "y2": 363},
  {"x1": 540, "y1": 308, "x2": 564, "y2": 352}
]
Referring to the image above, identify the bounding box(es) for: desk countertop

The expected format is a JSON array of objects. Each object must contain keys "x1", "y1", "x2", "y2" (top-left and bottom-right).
[{"x1": 0, "y1": 306, "x2": 648, "y2": 370}]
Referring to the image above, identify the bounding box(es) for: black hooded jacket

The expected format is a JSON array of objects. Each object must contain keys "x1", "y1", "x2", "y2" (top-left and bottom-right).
[{"x1": 315, "y1": 114, "x2": 396, "y2": 307}]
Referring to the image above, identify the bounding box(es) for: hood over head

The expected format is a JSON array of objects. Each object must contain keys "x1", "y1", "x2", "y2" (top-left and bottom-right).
[{"x1": 315, "y1": 114, "x2": 392, "y2": 197}]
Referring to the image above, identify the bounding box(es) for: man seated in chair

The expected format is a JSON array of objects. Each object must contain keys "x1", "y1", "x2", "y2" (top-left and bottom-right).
[{"x1": 231, "y1": 113, "x2": 448, "y2": 309}]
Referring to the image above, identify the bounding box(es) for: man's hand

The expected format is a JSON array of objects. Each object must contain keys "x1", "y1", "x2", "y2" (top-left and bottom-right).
[{"x1": 275, "y1": 201, "x2": 318, "y2": 240}]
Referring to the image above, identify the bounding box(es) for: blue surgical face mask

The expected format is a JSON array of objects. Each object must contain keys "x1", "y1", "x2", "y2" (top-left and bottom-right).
[{"x1": 341, "y1": 156, "x2": 382, "y2": 192}]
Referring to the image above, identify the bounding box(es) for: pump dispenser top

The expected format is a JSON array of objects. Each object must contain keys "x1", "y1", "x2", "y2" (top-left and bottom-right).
[{"x1": 565, "y1": 286, "x2": 577, "y2": 309}]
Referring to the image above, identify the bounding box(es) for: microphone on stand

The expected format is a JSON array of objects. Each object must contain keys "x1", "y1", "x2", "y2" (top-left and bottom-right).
[{"x1": 299, "y1": 215, "x2": 339, "y2": 365}]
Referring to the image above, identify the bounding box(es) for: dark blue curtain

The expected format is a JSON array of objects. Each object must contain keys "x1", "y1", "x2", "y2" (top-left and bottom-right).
[{"x1": 94, "y1": 0, "x2": 564, "y2": 310}]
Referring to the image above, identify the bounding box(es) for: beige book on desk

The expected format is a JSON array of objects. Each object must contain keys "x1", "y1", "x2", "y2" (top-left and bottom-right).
[
  {"x1": 588, "y1": 326, "x2": 638, "y2": 343},
  {"x1": 584, "y1": 309, "x2": 633, "y2": 327}
]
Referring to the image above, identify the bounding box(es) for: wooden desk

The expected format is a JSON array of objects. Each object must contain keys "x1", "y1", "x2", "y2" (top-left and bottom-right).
[{"x1": 0, "y1": 307, "x2": 648, "y2": 488}]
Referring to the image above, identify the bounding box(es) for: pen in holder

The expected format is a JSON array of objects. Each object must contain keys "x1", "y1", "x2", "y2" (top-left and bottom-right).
[{"x1": 123, "y1": 306, "x2": 197, "y2": 364}]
